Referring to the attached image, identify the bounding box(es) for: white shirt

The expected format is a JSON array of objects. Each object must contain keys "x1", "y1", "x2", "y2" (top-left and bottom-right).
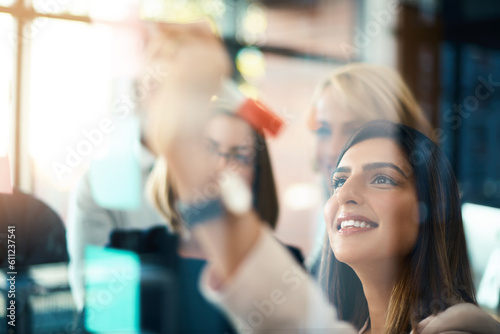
[
  {"x1": 66, "y1": 144, "x2": 165, "y2": 311},
  {"x1": 200, "y1": 228, "x2": 357, "y2": 333}
]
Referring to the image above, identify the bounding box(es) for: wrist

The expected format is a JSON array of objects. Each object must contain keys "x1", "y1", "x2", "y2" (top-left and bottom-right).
[
  {"x1": 176, "y1": 172, "x2": 252, "y2": 229},
  {"x1": 176, "y1": 196, "x2": 226, "y2": 229}
]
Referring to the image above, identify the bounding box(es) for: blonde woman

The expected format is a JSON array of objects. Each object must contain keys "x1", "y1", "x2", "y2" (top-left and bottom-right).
[
  {"x1": 308, "y1": 63, "x2": 434, "y2": 188},
  {"x1": 306, "y1": 63, "x2": 435, "y2": 274}
]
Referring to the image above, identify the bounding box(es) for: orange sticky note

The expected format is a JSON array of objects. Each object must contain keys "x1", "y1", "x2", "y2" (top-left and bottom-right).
[{"x1": 0, "y1": 155, "x2": 13, "y2": 194}]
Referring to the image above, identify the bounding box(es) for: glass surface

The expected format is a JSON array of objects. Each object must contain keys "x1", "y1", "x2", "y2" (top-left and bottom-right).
[
  {"x1": 0, "y1": 13, "x2": 14, "y2": 159},
  {"x1": 29, "y1": 18, "x2": 117, "y2": 217},
  {"x1": 89, "y1": 117, "x2": 142, "y2": 210},
  {"x1": 0, "y1": 14, "x2": 14, "y2": 193}
]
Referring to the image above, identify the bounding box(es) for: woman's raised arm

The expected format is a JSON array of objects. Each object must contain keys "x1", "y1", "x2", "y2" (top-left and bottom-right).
[{"x1": 142, "y1": 22, "x2": 356, "y2": 333}]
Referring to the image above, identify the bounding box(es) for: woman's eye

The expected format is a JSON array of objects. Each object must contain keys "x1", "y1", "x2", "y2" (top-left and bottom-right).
[
  {"x1": 372, "y1": 175, "x2": 397, "y2": 186},
  {"x1": 331, "y1": 177, "x2": 347, "y2": 190},
  {"x1": 315, "y1": 127, "x2": 332, "y2": 138},
  {"x1": 234, "y1": 154, "x2": 252, "y2": 165}
]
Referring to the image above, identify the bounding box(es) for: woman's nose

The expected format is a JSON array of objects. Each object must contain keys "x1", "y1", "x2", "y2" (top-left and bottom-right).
[
  {"x1": 335, "y1": 177, "x2": 364, "y2": 206},
  {"x1": 216, "y1": 154, "x2": 230, "y2": 170}
]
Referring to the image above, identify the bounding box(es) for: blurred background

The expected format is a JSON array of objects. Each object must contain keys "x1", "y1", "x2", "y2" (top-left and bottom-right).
[{"x1": 0, "y1": 0, "x2": 499, "y2": 332}]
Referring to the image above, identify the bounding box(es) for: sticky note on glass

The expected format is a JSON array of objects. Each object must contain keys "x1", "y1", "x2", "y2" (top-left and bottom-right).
[
  {"x1": 0, "y1": 155, "x2": 13, "y2": 194},
  {"x1": 89, "y1": 117, "x2": 141, "y2": 210},
  {"x1": 85, "y1": 245, "x2": 140, "y2": 333}
]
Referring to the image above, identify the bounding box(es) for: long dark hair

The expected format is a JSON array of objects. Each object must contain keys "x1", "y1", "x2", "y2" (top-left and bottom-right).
[
  {"x1": 319, "y1": 120, "x2": 476, "y2": 333},
  {"x1": 252, "y1": 131, "x2": 279, "y2": 229}
]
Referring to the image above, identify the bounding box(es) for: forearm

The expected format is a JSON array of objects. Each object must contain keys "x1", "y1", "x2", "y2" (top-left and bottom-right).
[{"x1": 199, "y1": 228, "x2": 358, "y2": 334}]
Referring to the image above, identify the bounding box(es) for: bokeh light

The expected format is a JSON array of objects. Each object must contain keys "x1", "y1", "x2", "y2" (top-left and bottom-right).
[
  {"x1": 239, "y1": 2, "x2": 267, "y2": 45},
  {"x1": 236, "y1": 47, "x2": 266, "y2": 81}
]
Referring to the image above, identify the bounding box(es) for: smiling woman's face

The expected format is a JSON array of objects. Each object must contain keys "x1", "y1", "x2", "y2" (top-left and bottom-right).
[{"x1": 324, "y1": 138, "x2": 420, "y2": 266}]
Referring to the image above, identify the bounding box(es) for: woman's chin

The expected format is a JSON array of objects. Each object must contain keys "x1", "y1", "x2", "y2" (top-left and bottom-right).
[{"x1": 332, "y1": 249, "x2": 367, "y2": 266}]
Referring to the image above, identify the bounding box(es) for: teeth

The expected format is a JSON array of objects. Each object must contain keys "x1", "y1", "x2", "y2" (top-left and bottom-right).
[{"x1": 339, "y1": 220, "x2": 374, "y2": 229}]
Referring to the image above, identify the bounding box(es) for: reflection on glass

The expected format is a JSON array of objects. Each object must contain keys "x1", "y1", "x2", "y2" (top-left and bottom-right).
[
  {"x1": 29, "y1": 18, "x2": 116, "y2": 216},
  {"x1": 0, "y1": 13, "x2": 14, "y2": 158},
  {"x1": 29, "y1": 19, "x2": 112, "y2": 161}
]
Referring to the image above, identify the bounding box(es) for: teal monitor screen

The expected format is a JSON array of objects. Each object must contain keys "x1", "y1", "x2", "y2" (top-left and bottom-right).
[{"x1": 84, "y1": 245, "x2": 141, "y2": 333}]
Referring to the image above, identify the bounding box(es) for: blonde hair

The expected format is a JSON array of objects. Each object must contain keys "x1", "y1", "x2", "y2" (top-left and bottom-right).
[
  {"x1": 307, "y1": 63, "x2": 434, "y2": 140},
  {"x1": 146, "y1": 156, "x2": 179, "y2": 232}
]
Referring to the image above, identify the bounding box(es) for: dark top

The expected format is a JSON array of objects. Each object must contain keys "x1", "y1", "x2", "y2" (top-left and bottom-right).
[
  {"x1": 0, "y1": 189, "x2": 69, "y2": 269},
  {"x1": 107, "y1": 226, "x2": 304, "y2": 334}
]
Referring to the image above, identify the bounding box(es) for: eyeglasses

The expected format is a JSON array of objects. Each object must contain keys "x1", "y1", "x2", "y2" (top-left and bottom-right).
[{"x1": 205, "y1": 139, "x2": 255, "y2": 166}]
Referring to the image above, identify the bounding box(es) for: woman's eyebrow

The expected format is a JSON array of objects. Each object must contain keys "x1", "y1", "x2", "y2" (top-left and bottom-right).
[
  {"x1": 362, "y1": 162, "x2": 407, "y2": 178},
  {"x1": 332, "y1": 166, "x2": 351, "y2": 176},
  {"x1": 206, "y1": 138, "x2": 219, "y2": 147}
]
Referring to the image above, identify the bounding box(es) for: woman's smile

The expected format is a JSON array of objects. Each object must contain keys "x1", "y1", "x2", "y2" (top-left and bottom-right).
[{"x1": 335, "y1": 212, "x2": 379, "y2": 235}]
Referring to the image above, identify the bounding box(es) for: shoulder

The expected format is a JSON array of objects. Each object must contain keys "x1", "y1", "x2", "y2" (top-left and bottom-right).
[{"x1": 416, "y1": 303, "x2": 500, "y2": 334}]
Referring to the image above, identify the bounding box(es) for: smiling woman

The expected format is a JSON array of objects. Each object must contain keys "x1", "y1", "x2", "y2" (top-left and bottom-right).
[
  {"x1": 320, "y1": 120, "x2": 477, "y2": 333},
  {"x1": 327, "y1": 138, "x2": 419, "y2": 260}
]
